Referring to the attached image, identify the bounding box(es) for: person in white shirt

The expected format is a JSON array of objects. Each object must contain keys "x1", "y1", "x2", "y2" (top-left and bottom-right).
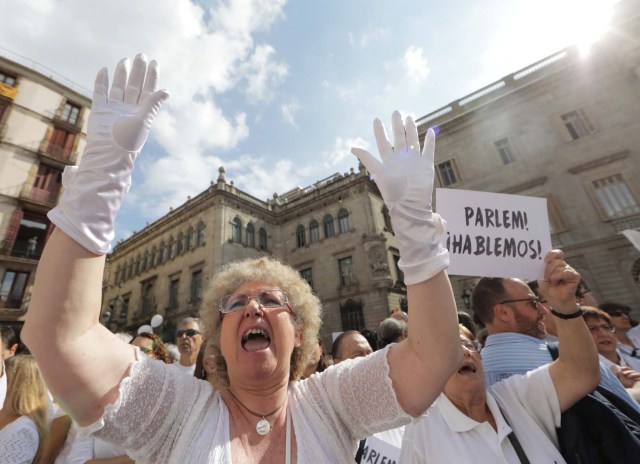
[
  {"x1": 172, "y1": 317, "x2": 204, "y2": 376},
  {"x1": 400, "y1": 254, "x2": 601, "y2": 464}
]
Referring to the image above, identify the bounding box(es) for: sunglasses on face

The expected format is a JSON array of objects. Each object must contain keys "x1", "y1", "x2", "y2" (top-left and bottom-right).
[
  {"x1": 176, "y1": 329, "x2": 201, "y2": 338},
  {"x1": 499, "y1": 296, "x2": 542, "y2": 310}
]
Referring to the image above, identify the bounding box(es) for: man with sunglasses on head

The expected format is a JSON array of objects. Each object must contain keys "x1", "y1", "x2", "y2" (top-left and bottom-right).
[{"x1": 173, "y1": 317, "x2": 204, "y2": 376}]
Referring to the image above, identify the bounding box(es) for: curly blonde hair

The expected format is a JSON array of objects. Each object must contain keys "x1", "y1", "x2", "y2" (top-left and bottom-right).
[{"x1": 200, "y1": 257, "x2": 322, "y2": 390}]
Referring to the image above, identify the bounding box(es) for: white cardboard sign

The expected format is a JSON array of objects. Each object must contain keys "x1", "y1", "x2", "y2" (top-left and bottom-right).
[
  {"x1": 621, "y1": 229, "x2": 640, "y2": 252},
  {"x1": 436, "y1": 188, "x2": 552, "y2": 280}
]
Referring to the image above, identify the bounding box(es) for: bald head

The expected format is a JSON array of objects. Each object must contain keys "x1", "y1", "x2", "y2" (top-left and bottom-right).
[{"x1": 332, "y1": 330, "x2": 373, "y2": 364}]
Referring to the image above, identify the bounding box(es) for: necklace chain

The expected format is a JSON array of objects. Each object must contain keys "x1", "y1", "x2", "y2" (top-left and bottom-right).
[{"x1": 227, "y1": 389, "x2": 286, "y2": 421}]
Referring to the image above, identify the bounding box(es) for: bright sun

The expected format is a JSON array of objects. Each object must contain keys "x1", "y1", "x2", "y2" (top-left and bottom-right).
[{"x1": 564, "y1": 0, "x2": 617, "y2": 55}]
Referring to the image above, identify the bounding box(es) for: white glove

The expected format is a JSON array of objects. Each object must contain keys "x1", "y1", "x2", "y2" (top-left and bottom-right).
[
  {"x1": 351, "y1": 111, "x2": 449, "y2": 285},
  {"x1": 48, "y1": 54, "x2": 169, "y2": 254}
]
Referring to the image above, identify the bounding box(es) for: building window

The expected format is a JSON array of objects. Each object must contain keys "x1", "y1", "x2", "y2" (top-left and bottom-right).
[
  {"x1": 196, "y1": 221, "x2": 206, "y2": 247},
  {"x1": 127, "y1": 260, "x2": 133, "y2": 281},
  {"x1": 591, "y1": 174, "x2": 640, "y2": 219},
  {"x1": 392, "y1": 254, "x2": 404, "y2": 286},
  {"x1": 0, "y1": 71, "x2": 17, "y2": 87},
  {"x1": 10, "y1": 213, "x2": 48, "y2": 259},
  {"x1": 494, "y1": 138, "x2": 516, "y2": 164},
  {"x1": 0, "y1": 270, "x2": 29, "y2": 309},
  {"x1": 259, "y1": 228, "x2": 267, "y2": 250},
  {"x1": 151, "y1": 246, "x2": 158, "y2": 267},
  {"x1": 141, "y1": 251, "x2": 149, "y2": 272},
  {"x1": 309, "y1": 220, "x2": 320, "y2": 243},
  {"x1": 561, "y1": 110, "x2": 593, "y2": 140},
  {"x1": 299, "y1": 268, "x2": 313, "y2": 290},
  {"x1": 61, "y1": 102, "x2": 81, "y2": 125},
  {"x1": 340, "y1": 298, "x2": 364, "y2": 331},
  {"x1": 338, "y1": 256, "x2": 356, "y2": 286},
  {"x1": 296, "y1": 225, "x2": 306, "y2": 247},
  {"x1": 246, "y1": 223, "x2": 255, "y2": 247},
  {"x1": 48, "y1": 127, "x2": 76, "y2": 160},
  {"x1": 382, "y1": 205, "x2": 393, "y2": 232},
  {"x1": 338, "y1": 208, "x2": 350, "y2": 233},
  {"x1": 437, "y1": 160, "x2": 458, "y2": 186},
  {"x1": 177, "y1": 232, "x2": 184, "y2": 255},
  {"x1": 159, "y1": 242, "x2": 165, "y2": 264},
  {"x1": 167, "y1": 237, "x2": 175, "y2": 260},
  {"x1": 168, "y1": 279, "x2": 179, "y2": 309},
  {"x1": 186, "y1": 227, "x2": 194, "y2": 251},
  {"x1": 191, "y1": 270, "x2": 203, "y2": 302},
  {"x1": 135, "y1": 256, "x2": 141, "y2": 276},
  {"x1": 232, "y1": 217, "x2": 242, "y2": 243},
  {"x1": 119, "y1": 296, "x2": 130, "y2": 322},
  {"x1": 324, "y1": 214, "x2": 335, "y2": 238},
  {"x1": 140, "y1": 279, "x2": 156, "y2": 316}
]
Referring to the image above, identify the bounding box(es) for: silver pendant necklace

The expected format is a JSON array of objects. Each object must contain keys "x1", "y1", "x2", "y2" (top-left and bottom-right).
[{"x1": 227, "y1": 389, "x2": 287, "y2": 436}]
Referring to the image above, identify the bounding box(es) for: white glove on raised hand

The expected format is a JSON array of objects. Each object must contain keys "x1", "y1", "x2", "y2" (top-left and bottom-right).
[
  {"x1": 351, "y1": 110, "x2": 449, "y2": 285},
  {"x1": 48, "y1": 54, "x2": 169, "y2": 254}
]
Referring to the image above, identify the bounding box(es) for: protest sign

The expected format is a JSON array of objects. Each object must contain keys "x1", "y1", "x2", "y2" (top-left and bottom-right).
[{"x1": 436, "y1": 189, "x2": 552, "y2": 279}]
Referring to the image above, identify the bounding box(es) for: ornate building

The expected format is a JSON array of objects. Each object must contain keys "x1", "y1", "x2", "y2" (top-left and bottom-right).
[
  {"x1": 102, "y1": 167, "x2": 407, "y2": 346},
  {"x1": 417, "y1": 0, "x2": 640, "y2": 317},
  {"x1": 0, "y1": 51, "x2": 91, "y2": 322}
]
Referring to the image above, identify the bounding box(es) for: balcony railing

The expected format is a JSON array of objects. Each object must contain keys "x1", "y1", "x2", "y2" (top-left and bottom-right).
[
  {"x1": 20, "y1": 186, "x2": 60, "y2": 207},
  {"x1": 8, "y1": 243, "x2": 42, "y2": 260},
  {"x1": 0, "y1": 82, "x2": 17, "y2": 100},
  {"x1": 44, "y1": 143, "x2": 75, "y2": 163}
]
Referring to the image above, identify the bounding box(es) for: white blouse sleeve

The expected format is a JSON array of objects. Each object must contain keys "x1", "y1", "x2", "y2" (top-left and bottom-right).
[
  {"x1": 79, "y1": 353, "x2": 215, "y2": 462},
  {"x1": 0, "y1": 418, "x2": 39, "y2": 464},
  {"x1": 301, "y1": 345, "x2": 412, "y2": 440}
]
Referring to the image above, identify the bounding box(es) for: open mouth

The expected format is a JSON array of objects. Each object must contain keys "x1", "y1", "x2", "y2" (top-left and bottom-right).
[
  {"x1": 458, "y1": 362, "x2": 477, "y2": 375},
  {"x1": 242, "y1": 328, "x2": 272, "y2": 352}
]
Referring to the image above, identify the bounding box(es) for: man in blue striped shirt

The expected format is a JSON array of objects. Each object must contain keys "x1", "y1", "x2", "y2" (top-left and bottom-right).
[{"x1": 474, "y1": 276, "x2": 640, "y2": 413}]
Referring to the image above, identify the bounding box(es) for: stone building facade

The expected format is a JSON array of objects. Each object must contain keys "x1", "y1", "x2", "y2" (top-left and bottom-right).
[
  {"x1": 416, "y1": 0, "x2": 640, "y2": 317},
  {"x1": 103, "y1": 167, "x2": 407, "y2": 347},
  {"x1": 0, "y1": 52, "x2": 91, "y2": 322}
]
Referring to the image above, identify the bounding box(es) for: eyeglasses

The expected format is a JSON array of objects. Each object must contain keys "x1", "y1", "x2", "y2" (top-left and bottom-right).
[
  {"x1": 219, "y1": 290, "x2": 289, "y2": 314},
  {"x1": 176, "y1": 329, "x2": 201, "y2": 338},
  {"x1": 460, "y1": 338, "x2": 481, "y2": 352},
  {"x1": 499, "y1": 296, "x2": 541, "y2": 310},
  {"x1": 587, "y1": 324, "x2": 616, "y2": 333}
]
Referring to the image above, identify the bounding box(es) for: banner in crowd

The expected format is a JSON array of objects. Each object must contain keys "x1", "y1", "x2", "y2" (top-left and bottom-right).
[
  {"x1": 621, "y1": 229, "x2": 640, "y2": 252},
  {"x1": 436, "y1": 189, "x2": 552, "y2": 279}
]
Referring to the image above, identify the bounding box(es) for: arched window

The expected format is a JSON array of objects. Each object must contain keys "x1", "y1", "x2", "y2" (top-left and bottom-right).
[
  {"x1": 177, "y1": 232, "x2": 184, "y2": 255},
  {"x1": 324, "y1": 214, "x2": 335, "y2": 238},
  {"x1": 186, "y1": 227, "x2": 194, "y2": 251},
  {"x1": 259, "y1": 228, "x2": 267, "y2": 250},
  {"x1": 246, "y1": 223, "x2": 255, "y2": 247},
  {"x1": 196, "y1": 221, "x2": 206, "y2": 247},
  {"x1": 309, "y1": 219, "x2": 320, "y2": 243},
  {"x1": 340, "y1": 298, "x2": 364, "y2": 331},
  {"x1": 338, "y1": 208, "x2": 350, "y2": 233},
  {"x1": 232, "y1": 217, "x2": 242, "y2": 243},
  {"x1": 296, "y1": 225, "x2": 306, "y2": 247},
  {"x1": 167, "y1": 237, "x2": 175, "y2": 260}
]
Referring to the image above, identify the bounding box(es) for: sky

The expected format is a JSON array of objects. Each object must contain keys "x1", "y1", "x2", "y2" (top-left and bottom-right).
[{"x1": 0, "y1": 0, "x2": 618, "y2": 241}]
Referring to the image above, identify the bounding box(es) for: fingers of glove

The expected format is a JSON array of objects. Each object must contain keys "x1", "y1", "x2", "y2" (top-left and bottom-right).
[
  {"x1": 405, "y1": 116, "x2": 420, "y2": 154},
  {"x1": 109, "y1": 58, "x2": 130, "y2": 102},
  {"x1": 422, "y1": 128, "x2": 436, "y2": 161},
  {"x1": 351, "y1": 147, "x2": 382, "y2": 177},
  {"x1": 373, "y1": 118, "x2": 393, "y2": 163},
  {"x1": 124, "y1": 53, "x2": 148, "y2": 104},
  {"x1": 92, "y1": 68, "x2": 109, "y2": 106},
  {"x1": 141, "y1": 60, "x2": 160, "y2": 101},
  {"x1": 140, "y1": 89, "x2": 170, "y2": 126},
  {"x1": 391, "y1": 110, "x2": 407, "y2": 153}
]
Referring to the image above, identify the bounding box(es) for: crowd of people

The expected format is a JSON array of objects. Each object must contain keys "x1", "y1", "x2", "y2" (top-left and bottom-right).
[{"x1": 0, "y1": 55, "x2": 638, "y2": 463}]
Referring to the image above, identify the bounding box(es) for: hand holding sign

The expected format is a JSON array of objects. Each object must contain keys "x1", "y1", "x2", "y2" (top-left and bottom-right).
[{"x1": 352, "y1": 112, "x2": 449, "y2": 284}]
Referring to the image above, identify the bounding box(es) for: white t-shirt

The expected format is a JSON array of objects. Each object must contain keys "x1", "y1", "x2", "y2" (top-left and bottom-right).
[
  {"x1": 0, "y1": 362, "x2": 6, "y2": 406},
  {"x1": 399, "y1": 365, "x2": 565, "y2": 464},
  {"x1": 0, "y1": 416, "x2": 39, "y2": 464},
  {"x1": 171, "y1": 362, "x2": 196, "y2": 376}
]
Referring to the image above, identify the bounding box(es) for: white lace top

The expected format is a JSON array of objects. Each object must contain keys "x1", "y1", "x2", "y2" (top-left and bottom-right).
[
  {"x1": 0, "y1": 415, "x2": 39, "y2": 464},
  {"x1": 82, "y1": 345, "x2": 410, "y2": 463}
]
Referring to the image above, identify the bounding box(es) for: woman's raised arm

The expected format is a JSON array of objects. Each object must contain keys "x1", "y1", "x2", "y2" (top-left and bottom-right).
[
  {"x1": 22, "y1": 55, "x2": 169, "y2": 425},
  {"x1": 352, "y1": 112, "x2": 462, "y2": 417}
]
